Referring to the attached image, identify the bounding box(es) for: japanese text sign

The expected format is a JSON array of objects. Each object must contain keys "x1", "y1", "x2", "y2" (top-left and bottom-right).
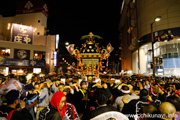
[{"x1": 11, "y1": 24, "x2": 33, "y2": 44}]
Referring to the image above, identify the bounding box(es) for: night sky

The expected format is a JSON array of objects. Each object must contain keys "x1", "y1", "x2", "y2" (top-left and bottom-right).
[{"x1": 46, "y1": 0, "x2": 122, "y2": 49}]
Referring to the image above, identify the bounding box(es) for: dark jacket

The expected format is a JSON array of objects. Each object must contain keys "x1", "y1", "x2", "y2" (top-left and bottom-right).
[
  {"x1": 122, "y1": 99, "x2": 159, "y2": 120},
  {"x1": 74, "y1": 89, "x2": 87, "y2": 114},
  {"x1": 39, "y1": 104, "x2": 62, "y2": 120},
  {"x1": 0, "y1": 105, "x2": 33, "y2": 120},
  {"x1": 122, "y1": 99, "x2": 150, "y2": 115},
  {"x1": 122, "y1": 98, "x2": 159, "y2": 115}
]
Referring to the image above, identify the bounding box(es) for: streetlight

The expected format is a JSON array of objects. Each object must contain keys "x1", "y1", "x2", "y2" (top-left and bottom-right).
[
  {"x1": 56, "y1": 41, "x2": 70, "y2": 75},
  {"x1": 65, "y1": 42, "x2": 69, "y2": 46},
  {"x1": 151, "y1": 16, "x2": 161, "y2": 78},
  {"x1": 155, "y1": 16, "x2": 161, "y2": 22}
]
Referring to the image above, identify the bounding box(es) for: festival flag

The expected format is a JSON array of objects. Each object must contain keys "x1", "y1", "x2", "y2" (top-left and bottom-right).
[
  {"x1": 66, "y1": 44, "x2": 75, "y2": 55},
  {"x1": 106, "y1": 43, "x2": 114, "y2": 53}
]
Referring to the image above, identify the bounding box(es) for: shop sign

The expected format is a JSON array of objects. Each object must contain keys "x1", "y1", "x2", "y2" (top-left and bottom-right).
[
  {"x1": 11, "y1": 24, "x2": 33, "y2": 44},
  {"x1": 155, "y1": 30, "x2": 175, "y2": 42},
  {"x1": 0, "y1": 58, "x2": 45, "y2": 67},
  {"x1": 14, "y1": 49, "x2": 30, "y2": 60},
  {"x1": 139, "y1": 27, "x2": 180, "y2": 46}
]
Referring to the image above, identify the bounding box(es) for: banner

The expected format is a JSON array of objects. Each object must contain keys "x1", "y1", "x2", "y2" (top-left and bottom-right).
[
  {"x1": 11, "y1": 24, "x2": 33, "y2": 44},
  {"x1": 0, "y1": 58, "x2": 45, "y2": 67},
  {"x1": 14, "y1": 49, "x2": 30, "y2": 60}
]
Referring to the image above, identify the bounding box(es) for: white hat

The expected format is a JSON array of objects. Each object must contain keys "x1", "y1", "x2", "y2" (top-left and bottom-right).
[{"x1": 4, "y1": 78, "x2": 22, "y2": 94}]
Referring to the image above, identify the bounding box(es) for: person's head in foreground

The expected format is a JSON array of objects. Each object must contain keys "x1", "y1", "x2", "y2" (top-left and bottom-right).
[
  {"x1": 50, "y1": 91, "x2": 66, "y2": 120},
  {"x1": 139, "y1": 89, "x2": 149, "y2": 100},
  {"x1": 5, "y1": 90, "x2": 24, "y2": 109},
  {"x1": 93, "y1": 88, "x2": 108, "y2": 106},
  {"x1": 80, "y1": 81, "x2": 88, "y2": 90},
  {"x1": 158, "y1": 102, "x2": 176, "y2": 120},
  {"x1": 120, "y1": 85, "x2": 130, "y2": 95}
]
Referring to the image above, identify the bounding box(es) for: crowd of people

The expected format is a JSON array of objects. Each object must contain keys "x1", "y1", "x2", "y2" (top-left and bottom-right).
[{"x1": 0, "y1": 73, "x2": 180, "y2": 120}]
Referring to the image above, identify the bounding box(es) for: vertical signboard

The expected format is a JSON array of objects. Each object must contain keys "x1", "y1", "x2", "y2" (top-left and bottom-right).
[
  {"x1": 11, "y1": 24, "x2": 33, "y2": 44},
  {"x1": 53, "y1": 51, "x2": 57, "y2": 66},
  {"x1": 55, "y1": 34, "x2": 59, "y2": 50}
]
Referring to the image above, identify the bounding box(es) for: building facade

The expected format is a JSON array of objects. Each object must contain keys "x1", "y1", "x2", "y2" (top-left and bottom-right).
[
  {"x1": 119, "y1": 0, "x2": 180, "y2": 76},
  {"x1": 0, "y1": 0, "x2": 56, "y2": 75}
]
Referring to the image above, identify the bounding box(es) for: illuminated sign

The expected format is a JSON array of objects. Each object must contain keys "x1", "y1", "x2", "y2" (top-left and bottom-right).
[
  {"x1": 0, "y1": 59, "x2": 45, "y2": 67},
  {"x1": 54, "y1": 51, "x2": 57, "y2": 66},
  {"x1": 56, "y1": 34, "x2": 59, "y2": 49},
  {"x1": 11, "y1": 24, "x2": 33, "y2": 44}
]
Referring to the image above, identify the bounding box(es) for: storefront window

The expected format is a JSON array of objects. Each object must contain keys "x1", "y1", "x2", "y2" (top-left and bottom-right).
[
  {"x1": 168, "y1": 53, "x2": 173, "y2": 58},
  {"x1": 0, "y1": 48, "x2": 10, "y2": 58},
  {"x1": 161, "y1": 43, "x2": 180, "y2": 59},
  {"x1": 0, "y1": 67, "x2": 9, "y2": 76},
  {"x1": 10, "y1": 68, "x2": 29, "y2": 75},
  {"x1": 163, "y1": 54, "x2": 167, "y2": 58},
  {"x1": 33, "y1": 68, "x2": 41, "y2": 74},
  {"x1": 172, "y1": 53, "x2": 178, "y2": 58},
  {"x1": 34, "y1": 51, "x2": 45, "y2": 60},
  {"x1": 167, "y1": 45, "x2": 177, "y2": 53}
]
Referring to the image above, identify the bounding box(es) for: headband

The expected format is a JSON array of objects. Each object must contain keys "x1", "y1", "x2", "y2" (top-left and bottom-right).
[
  {"x1": 27, "y1": 95, "x2": 39, "y2": 105},
  {"x1": 158, "y1": 84, "x2": 167, "y2": 92},
  {"x1": 121, "y1": 89, "x2": 130, "y2": 94},
  {"x1": 150, "y1": 84, "x2": 167, "y2": 96},
  {"x1": 175, "y1": 90, "x2": 180, "y2": 96},
  {"x1": 81, "y1": 82, "x2": 87, "y2": 86},
  {"x1": 174, "y1": 80, "x2": 180, "y2": 83},
  {"x1": 150, "y1": 86, "x2": 158, "y2": 96}
]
